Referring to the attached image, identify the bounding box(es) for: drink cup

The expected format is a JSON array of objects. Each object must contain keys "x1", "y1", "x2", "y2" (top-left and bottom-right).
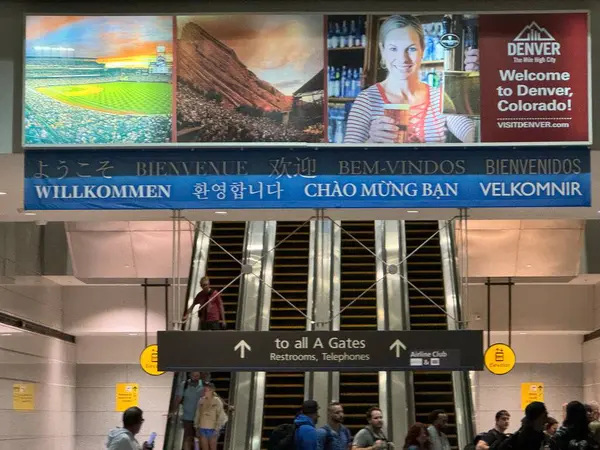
[{"x1": 383, "y1": 104, "x2": 410, "y2": 143}]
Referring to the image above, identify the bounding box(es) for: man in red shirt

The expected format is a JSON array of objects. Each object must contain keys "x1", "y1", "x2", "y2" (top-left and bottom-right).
[{"x1": 183, "y1": 276, "x2": 226, "y2": 330}]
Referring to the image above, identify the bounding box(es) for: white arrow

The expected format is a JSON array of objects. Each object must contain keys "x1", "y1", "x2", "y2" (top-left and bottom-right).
[
  {"x1": 389, "y1": 339, "x2": 407, "y2": 358},
  {"x1": 234, "y1": 340, "x2": 251, "y2": 359}
]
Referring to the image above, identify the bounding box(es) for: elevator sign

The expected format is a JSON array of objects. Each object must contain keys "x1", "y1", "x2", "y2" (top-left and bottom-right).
[
  {"x1": 157, "y1": 330, "x2": 484, "y2": 372},
  {"x1": 484, "y1": 343, "x2": 516, "y2": 375}
]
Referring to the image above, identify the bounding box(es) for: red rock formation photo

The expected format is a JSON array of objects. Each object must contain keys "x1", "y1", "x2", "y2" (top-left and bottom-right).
[{"x1": 177, "y1": 22, "x2": 293, "y2": 112}]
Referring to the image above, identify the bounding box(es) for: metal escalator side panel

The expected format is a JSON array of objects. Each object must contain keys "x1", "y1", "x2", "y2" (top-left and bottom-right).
[
  {"x1": 186, "y1": 222, "x2": 213, "y2": 332},
  {"x1": 305, "y1": 219, "x2": 332, "y2": 413},
  {"x1": 439, "y1": 220, "x2": 475, "y2": 449},
  {"x1": 163, "y1": 221, "x2": 247, "y2": 450},
  {"x1": 227, "y1": 221, "x2": 275, "y2": 450},
  {"x1": 163, "y1": 221, "x2": 212, "y2": 450}
]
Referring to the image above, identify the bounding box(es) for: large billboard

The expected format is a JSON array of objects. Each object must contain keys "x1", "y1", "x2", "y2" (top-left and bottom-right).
[{"x1": 22, "y1": 11, "x2": 590, "y2": 147}]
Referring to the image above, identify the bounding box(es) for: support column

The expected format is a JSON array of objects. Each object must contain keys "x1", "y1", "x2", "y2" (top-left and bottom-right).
[
  {"x1": 376, "y1": 220, "x2": 411, "y2": 444},
  {"x1": 305, "y1": 216, "x2": 336, "y2": 425}
]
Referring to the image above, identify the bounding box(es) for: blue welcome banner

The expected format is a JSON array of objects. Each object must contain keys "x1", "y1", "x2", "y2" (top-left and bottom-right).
[{"x1": 24, "y1": 146, "x2": 591, "y2": 210}]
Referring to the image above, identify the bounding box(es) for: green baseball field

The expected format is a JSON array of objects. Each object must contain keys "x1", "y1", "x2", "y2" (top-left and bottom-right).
[{"x1": 36, "y1": 82, "x2": 172, "y2": 115}]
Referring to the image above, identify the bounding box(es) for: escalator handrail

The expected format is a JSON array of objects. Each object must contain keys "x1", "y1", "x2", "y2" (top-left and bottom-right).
[
  {"x1": 439, "y1": 220, "x2": 476, "y2": 448},
  {"x1": 163, "y1": 222, "x2": 204, "y2": 450}
]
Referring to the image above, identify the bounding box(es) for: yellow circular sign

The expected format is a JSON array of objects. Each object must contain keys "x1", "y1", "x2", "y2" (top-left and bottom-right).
[
  {"x1": 139, "y1": 344, "x2": 164, "y2": 376},
  {"x1": 484, "y1": 343, "x2": 516, "y2": 375}
]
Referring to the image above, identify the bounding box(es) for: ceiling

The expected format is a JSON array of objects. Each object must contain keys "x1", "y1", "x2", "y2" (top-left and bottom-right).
[{"x1": 2, "y1": 152, "x2": 599, "y2": 222}]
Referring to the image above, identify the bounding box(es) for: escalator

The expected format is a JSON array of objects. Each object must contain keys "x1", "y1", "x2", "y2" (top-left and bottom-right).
[
  {"x1": 338, "y1": 221, "x2": 379, "y2": 436},
  {"x1": 261, "y1": 221, "x2": 311, "y2": 450},
  {"x1": 163, "y1": 221, "x2": 247, "y2": 450},
  {"x1": 404, "y1": 221, "x2": 457, "y2": 448},
  {"x1": 204, "y1": 222, "x2": 246, "y2": 449}
]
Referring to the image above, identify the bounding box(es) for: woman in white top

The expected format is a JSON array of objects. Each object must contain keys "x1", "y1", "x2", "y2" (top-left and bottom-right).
[{"x1": 344, "y1": 15, "x2": 478, "y2": 144}]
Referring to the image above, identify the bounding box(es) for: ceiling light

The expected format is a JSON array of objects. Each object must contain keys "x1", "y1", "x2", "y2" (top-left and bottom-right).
[
  {"x1": 526, "y1": 264, "x2": 532, "y2": 268},
  {"x1": 1, "y1": 333, "x2": 11, "y2": 336},
  {"x1": 128, "y1": 333, "x2": 138, "y2": 336},
  {"x1": 0, "y1": 192, "x2": 7, "y2": 196},
  {"x1": 23, "y1": 212, "x2": 36, "y2": 216},
  {"x1": 407, "y1": 210, "x2": 419, "y2": 213},
  {"x1": 214, "y1": 211, "x2": 228, "y2": 215}
]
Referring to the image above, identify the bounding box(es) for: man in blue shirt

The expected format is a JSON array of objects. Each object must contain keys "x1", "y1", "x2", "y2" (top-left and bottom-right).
[
  {"x1": 172, "y1": 372, "x2": 205, "y2": 450},
  {"x1": 318, "y1": 402, "x2": 352, "y2": 450},
  {"x1": 295, "y1": 400, "x2": 320, "y2": 450}
]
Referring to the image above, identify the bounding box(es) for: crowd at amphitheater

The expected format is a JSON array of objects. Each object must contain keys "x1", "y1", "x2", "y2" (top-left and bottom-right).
[
  {"x1": 24, "y1": 84, "x2": 171, "y2": 145},
  {"x1": 176, "y1": 82, "x2": 323, "y2": 143}
]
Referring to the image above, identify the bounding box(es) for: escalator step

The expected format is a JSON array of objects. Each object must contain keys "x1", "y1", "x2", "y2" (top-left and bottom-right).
[{"x1": 339, "y1": 221, "x2": 379, "y2": 432}]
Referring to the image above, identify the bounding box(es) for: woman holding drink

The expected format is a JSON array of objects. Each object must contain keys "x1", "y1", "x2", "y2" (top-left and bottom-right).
[{"x1": 344, "y1": 15, "x2": 478, "y2": 144}]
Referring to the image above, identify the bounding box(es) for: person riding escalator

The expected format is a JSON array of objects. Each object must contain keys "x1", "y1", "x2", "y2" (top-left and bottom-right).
[{"x1": 182, "y1": 277, "x2": 226, "y2": 330}]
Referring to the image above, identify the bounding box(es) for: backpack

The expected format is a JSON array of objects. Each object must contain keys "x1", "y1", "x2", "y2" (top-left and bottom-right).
[
  {"x1": 476, "y1": 430, "x2": 508, "y2": 450},
  {"x1": 269, "y1": 423, "x2": 297, "y2": 450}
]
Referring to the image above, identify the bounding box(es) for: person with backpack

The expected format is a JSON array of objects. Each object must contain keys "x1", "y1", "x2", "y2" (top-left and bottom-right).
[
  {"x1": 352, "y1": 406, "x2": 393, "y2": 449},
  {"x1": 269, "y1": 400, "x2": 320, "y2": 450},
  {"x1": 317, "y1": 402, "x2": 352, "y2": 450},
  {"x1": 497, "y1": 402, "x2": 552, "y2": 450},
  {"x1": 475, "y1": 410, "x2": 511, "y2": 450},
  {"x1": 171, "y1": 372, "x2": 205, "y2": 450}
]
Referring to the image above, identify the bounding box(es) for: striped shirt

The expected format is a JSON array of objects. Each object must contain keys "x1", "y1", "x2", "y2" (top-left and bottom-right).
[{"x1": 344, "y1": 83, "x2": 475, "y2": 144}]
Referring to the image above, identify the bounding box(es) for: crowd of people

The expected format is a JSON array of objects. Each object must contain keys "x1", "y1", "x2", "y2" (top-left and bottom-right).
[
  {"x1": 472, "y1": 402, "x2": 600, "y2": 450},
  {"x1": 269, "y1": 399, "x2": 600, "y2": 450},
  {"x1": 24, "y1": 84, "x2": 172, "y2": 145},
  {"x1": 26, "y1": 74, "x2": 170, "y2": 88},
  {"x1": 176, "y1": 82, "x2": 322, "y2": 143}
]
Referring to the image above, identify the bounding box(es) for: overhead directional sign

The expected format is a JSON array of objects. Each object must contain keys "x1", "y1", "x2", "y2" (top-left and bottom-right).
[{"x1": 157, "y1": 330, "x2": 484, "y2": 372}]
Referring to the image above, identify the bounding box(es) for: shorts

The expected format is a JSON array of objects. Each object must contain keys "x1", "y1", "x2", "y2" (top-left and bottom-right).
[
  {"x1": 201, "y1": 321, "x2": 222, "y2": 331},
  {"x1": 198, "y1": 428, "x2": 217, "y2": 438},
  {"x1": 183, "y1": 420, "x2": 196, "y2": 439}
]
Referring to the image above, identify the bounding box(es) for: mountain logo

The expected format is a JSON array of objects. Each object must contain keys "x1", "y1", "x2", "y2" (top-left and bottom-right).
[
  {"x1": 507, "y1": 21, "x2": 561, "y2": 57},
  {"x1": 514, "y1": 22, "x2": 556, "y2": 42}
]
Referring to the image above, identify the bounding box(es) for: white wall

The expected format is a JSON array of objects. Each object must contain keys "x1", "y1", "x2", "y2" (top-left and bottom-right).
[
  {"x1": 0, "y1": 280, "x2": 63, "y2": 330},
  {"x1": 467, "y1": 284, "x2": 595, "y2": 332},
  {"x1": 0, "y1": 328, "x2": 76, "y2": 450},
  {"x1": 62, "y1": 286, "x2": 173, "y2": 450},
  {"x1": 63, "y1": 286, "x2": 169, "y2": 335},
  {"x1": 75, "y1": 335, "x2": 172, "y2": 450},
  {"x1": 582, "y1": 284, "x2": 600, "y2": 403}
]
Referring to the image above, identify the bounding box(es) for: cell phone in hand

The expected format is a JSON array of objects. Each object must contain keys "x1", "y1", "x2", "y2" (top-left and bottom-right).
[{"x1": 147, "y1": 432, "x2": 157, "y2": 445}]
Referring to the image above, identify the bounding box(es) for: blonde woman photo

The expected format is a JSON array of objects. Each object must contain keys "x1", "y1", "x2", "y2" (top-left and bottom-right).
[{"x1": 344, "y1": 15, "x2": 477, "y2": 144}]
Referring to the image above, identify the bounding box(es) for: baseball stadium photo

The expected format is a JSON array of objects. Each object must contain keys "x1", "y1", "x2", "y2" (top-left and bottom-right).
[{"x1": 24, "y1": 16, "x2": 174, "y2": 145}]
